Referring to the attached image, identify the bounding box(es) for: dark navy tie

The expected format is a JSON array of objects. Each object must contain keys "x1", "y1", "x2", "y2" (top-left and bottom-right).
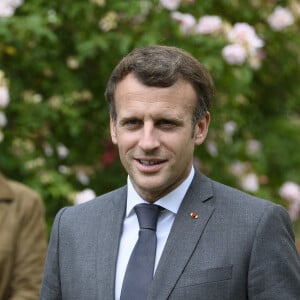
[{"x1": 120, "y1": 203, "x2": 161, "y2": 300}]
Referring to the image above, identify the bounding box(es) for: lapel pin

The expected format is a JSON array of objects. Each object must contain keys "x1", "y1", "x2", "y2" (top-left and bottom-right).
[{"x1": 190, "y1": 212, "x2": 199, "y2": 219}]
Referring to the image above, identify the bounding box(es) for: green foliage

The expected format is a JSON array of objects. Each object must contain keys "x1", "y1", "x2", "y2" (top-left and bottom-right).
[{"x1": 1, "y1": 0, "x2": 300, "y2": 235}]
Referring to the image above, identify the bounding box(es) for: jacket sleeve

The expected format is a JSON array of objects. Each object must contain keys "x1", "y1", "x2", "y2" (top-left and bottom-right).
[
  {"x1": 40, "y1": 208, "x2": 67, "y2": 300},
  {"x1": 10, "y1": 192, "x2": 48, "y2": 300},
  {"x1": 247, "y1": 204, "x2": 300, "y2": 299}
]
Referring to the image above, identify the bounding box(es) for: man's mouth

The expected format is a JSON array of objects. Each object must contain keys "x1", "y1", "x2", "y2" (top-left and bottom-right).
[{"x1": 137, "y1": 159, "x2": 166, "y2": 166}]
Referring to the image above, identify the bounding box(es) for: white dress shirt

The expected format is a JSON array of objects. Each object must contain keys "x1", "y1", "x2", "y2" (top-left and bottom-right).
[{"x1": 115, "y1": 167, "x2": 195, "y2": 300}]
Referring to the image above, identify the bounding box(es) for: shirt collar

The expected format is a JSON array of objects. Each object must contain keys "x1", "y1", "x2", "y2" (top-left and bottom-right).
[{"x1": 126, "y1": 167, "x2": 195, "y2": 217}]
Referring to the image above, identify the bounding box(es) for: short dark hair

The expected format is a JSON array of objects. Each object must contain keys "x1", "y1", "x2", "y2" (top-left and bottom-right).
[{"x1": 105, "y1": 45, "x2": 214, "y2": 125}]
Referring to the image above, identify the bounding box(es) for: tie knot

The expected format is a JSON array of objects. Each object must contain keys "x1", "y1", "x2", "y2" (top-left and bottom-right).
[{"x1": 134, "y1": 203, "x2": 161, "y2": 231}]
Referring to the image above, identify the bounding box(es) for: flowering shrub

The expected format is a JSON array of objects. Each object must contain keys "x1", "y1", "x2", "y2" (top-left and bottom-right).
[{"x1": 0, "y1": 0, "x2": 300, "y2": 236}]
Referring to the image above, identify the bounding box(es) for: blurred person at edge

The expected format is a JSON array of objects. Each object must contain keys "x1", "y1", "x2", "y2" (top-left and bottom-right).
[
  {"x1": 0, "y1": 172, "x2": 47, "y2": 299},
  {"x1": 40, "y1": 45, "x2": 300, "y2": 300}
]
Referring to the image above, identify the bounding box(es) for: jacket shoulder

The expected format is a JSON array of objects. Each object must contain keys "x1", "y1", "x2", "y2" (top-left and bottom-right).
[
  {"x1": 58, "y1": 185, "x2": 127, "y2": 221},
  {"x1": 211, "y1": 179, "x2": 276, "y2": 209},
  {"x1": 7, "y1": 179, "x2": 42, "y2": 202}
]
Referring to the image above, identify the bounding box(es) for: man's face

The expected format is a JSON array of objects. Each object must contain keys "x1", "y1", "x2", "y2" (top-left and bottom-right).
[{"x1": 110, "y1": 73, "x2": 210, "y2": 202}]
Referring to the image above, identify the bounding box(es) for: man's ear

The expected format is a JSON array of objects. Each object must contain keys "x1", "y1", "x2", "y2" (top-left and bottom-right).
[
  {"x1": 194, "y1": 112, "x2": 210, "y2": 145},
  {"x1": 110, "y1": 116, "x2": 117, "y2": 145}
]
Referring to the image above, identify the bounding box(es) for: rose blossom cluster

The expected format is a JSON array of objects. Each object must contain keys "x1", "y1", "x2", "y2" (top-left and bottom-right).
[
  {"x1": 170, "y1": 9, "x2": 264, "y2": 68},
  {"x1": 0, "y1": 0, "x2": 23, "y2": 18},
  {"x1": 171, "y1": 13, "x2": 223, "y2": 35},
  {"x1": 279, "y1": 182, "x2": 300, "y2": 220},
  {"x1": 0, "y1": 71, "x2": 10, "y2": 143},
  {"x1": 267, "y1": 6, "x2": 295, "y2": 31},
  {"x1": 222, "y1": 22, "x2": 264, "y2": 67}
]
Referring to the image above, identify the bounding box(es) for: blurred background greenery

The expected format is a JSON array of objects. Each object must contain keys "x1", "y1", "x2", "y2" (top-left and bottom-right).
[{"x1": 1, "y1": 0, "x2": 300, "y2": 245}]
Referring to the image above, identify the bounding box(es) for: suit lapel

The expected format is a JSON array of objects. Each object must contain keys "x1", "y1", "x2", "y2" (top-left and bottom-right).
[
  {"x1": 0, "y1": 175, "x2": 13, "y2": 228},
  {"x1": 149, "y1": 172, "x2": 215, "y2": 299},
  {"x1": 95, "y1": 187, "x2": 127, "y2": 299}
]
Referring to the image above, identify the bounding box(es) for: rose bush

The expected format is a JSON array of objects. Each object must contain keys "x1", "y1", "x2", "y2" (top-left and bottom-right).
[{"x1": 0, "y1": 0, "x2": 300, "y2": 238}]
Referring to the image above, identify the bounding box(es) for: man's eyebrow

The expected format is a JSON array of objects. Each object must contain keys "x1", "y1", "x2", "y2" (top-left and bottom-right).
[
  {"x1": 156, "y1": 116, "x2": 183, "y2": 123},
  {"x1": 118, "y1": 116, "x2": 139, "y2": 124}
]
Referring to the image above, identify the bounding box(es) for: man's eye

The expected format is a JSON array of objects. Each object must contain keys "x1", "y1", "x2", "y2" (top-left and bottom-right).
[
  {"x1": 127, "y1": 120, "x2": 137, "y2": 125},
  {"x1": 124, "y1": 119, "x2": 140, "y2": 128},
  {"x1": 157, "y1": 120, "x2": 177, "y2": 129}
]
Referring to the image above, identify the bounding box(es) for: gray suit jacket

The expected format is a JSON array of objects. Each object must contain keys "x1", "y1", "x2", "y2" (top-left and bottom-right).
[{"x1": 40, "y1": 171, "x2": 300, "y2": 299}]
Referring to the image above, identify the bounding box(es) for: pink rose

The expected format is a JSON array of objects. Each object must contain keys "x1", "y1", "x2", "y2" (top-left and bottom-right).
[
  {"x1": 171, "y1": 12, "x2": 196, "y2": 34},
  {"x1": 240, "y1": 173, "x2": 259, "y2": 192},
  {"x1": 222, "y1": 44, "x2": 247, "y2": 65},
  {"x1": 160, "y1": 0, "x2": 181, "y2": 10},
  {"x1": 279, "y1": 182, "x2": 300, "y2": 202},
  {"x1": 227, "y1": 23, "x2": 264, "y2": 49},
  {"x1": 196, "y1": 16, "x2": 222, "y2": 34},
  {"x1": 267, "y1": 6, "x2": 294, "y2": 31}
]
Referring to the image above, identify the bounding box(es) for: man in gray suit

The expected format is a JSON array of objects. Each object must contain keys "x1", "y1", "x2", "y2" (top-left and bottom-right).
[{"x1": 40, "y1": 45, "x2": 300, "y2": 299}]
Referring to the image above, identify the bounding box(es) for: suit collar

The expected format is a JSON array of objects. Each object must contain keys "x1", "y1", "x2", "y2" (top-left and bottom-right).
[
  {"x1": 0, "y1": 173, "x2": 13, "y2": 202},
  {"x1": 149, "y1": 170, "x2": 215, "y2": 299},
  {"x1": 187, "y1": 170, "x2": 214, "y2": 203}
]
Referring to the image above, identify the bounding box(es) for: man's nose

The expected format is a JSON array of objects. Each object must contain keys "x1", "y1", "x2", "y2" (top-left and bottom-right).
[{"x1": 138, "y1": 125, "x2": 160, "y2": 151}]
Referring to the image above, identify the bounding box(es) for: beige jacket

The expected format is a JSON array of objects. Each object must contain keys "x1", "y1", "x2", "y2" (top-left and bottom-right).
[{"x1": 0, "y1": 174, "x2": 47, "y2": 300}]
